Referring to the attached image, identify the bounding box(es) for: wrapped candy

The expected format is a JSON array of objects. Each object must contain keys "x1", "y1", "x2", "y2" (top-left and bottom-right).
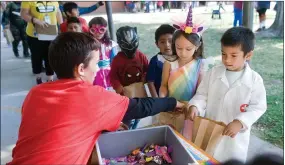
[
  {"x1": 149, "y1": 144, "x2": 155, "y2": 149},
  {"x1": 160, "y1": 146, "x2": 172, "y2": 163},
  {"x1": 127, "y1": 155, "x2": 136, "y2": 162},
  {"x1": 132, "y1": 148, "x2": 140, "y2": 155},
  {"x1": 103, "y1": 144, "x2": 172, "y2": 165},
  {"x1": 116, "y1": 157, "x2": 127, "y2": 162},
  {"x1": 145, "y1": 150, "x2": 156, "y2": 157},
  {"x1": 153, "y1": 155, "x2": 162, "y2": 165},
  {"x1": 145, "y1": 157, "x2": 153, "y2": 162},
  {"x1": 142, "y1": 144, "x2": 148, "y2": 151},
  {"x1": 167, "y1": 146, "x2": 173, "y2": 154},
  {"x1": 154, "y1": 145, "x2": 163, "y2": 156},
  {"x1": 138, "y1": 157, "x2": 146, "y2": 164}
]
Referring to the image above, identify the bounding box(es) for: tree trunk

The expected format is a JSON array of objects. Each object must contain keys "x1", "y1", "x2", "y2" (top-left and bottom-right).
[
  {"x1": 243, "y1": 2, "x2": 254, "y2": 30},
  {"x1": 260, "y1": 2, "x2": 284, "y2": 38}
]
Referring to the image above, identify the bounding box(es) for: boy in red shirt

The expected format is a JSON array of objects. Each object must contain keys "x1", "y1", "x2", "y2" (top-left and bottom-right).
[
  {"x1": 66, "y1": 17, "x2": 82, "y2": 32},
  {"x1": 60, "y1": 2, "x2": 89, "y2": 33}
]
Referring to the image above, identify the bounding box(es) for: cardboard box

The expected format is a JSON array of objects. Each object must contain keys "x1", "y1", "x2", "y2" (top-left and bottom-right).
[
  {"x1": 95, "y1": 126, "x2": 199, "y2": 165},
  {"x1": 35, "y1": 24, "x2": 58, "y2": 41}
]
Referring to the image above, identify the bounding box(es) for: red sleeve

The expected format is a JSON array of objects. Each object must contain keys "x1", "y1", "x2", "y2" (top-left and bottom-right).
[
  {"x1": 110, "y1": 55, "x2": 123, "y2": 91},
  {"x1": 60, "y1": 22, "x2": 67, "y2": 33},
  {"x1": 90, "y1": 87, "x2": 129, "y2": 131},
  {"x1": 80, "y1": 18, "x2": 89, "y2": 33}
]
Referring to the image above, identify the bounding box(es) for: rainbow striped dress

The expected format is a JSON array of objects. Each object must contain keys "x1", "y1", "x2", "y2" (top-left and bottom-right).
[
  {"x1": 158, "y1": 58, "x2": 204, "y2": 132},
  {"x1": 168, "y1": 58, "x2": 203, "y2": 101}
]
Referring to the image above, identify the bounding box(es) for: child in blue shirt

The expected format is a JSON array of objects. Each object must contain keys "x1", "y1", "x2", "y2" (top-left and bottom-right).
[{"x1": 146, "y1": 24, "x2": 176, "y2": 97}]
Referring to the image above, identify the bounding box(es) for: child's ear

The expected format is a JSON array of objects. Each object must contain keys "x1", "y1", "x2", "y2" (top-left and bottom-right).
[{"x1": 245, "y1": 51, "x2": 253, "y2": 60}]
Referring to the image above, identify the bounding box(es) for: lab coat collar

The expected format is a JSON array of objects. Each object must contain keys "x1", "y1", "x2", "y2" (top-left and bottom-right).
[{"x1": 216, "y1": 63, "x2": 253, "y2": 88}]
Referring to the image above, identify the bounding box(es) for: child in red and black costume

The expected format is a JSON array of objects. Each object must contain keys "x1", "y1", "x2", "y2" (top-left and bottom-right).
[
  {"x1": 110, "y1": 26, "x2": 149, "y2": 95},
  {"x1": 60, "y1": 2, "x2": 89, "y2": 33},
  {"x1": 110, "y1": 26, "x2": 149, "y2": 129}
]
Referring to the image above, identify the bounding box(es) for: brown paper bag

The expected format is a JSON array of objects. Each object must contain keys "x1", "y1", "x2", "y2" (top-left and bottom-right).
[
  {"x1": 192, "y1": 116, "x2": 226, "y2": 156},
  {"x1": 35, "y1": 24, "x2": 57, "y2": 35},
  {"x1": 35, "y1": 24, "x2": 58, "y2": 41},
  {"x1": 87, "y1": 146, "x2": 99, "y2": 165},
  {"x1": 123, "y1": 82, "x2": 147, "y2": 98},
  {"x1": 4, "y1": 29, "x2": 14, "y2": 43}
]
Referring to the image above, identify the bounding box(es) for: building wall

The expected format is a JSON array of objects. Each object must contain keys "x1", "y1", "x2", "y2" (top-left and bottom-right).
[{"x1": 76, "y1": 1, "x2": 125, "y2": 14}]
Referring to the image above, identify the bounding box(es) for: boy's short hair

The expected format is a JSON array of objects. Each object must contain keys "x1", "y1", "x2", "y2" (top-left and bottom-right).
[
  {"x1": 67, "y1": 17, "x2": 81, "y2": 26},
  {"x1": 221, "y1": 27, "x2": 255, "y2": 56},
  {"x1": 155, "y1": 24, "x2": 176, "y2": 43},
  {"x1": 49, "y1": 32, "x2": 100, "y2": 79},
  {"x1": 63, "y1": 2, "x2": 78, "y2": 14}
]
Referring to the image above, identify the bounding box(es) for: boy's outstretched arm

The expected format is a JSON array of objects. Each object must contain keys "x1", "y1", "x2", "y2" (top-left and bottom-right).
[
  {"x1": 78, "y1": 1, "x2": 104, "y2": 16},
  {"x1": 234, "y1": 75, "x2": 267, "y2": 131},
  {"x1": 159, "y1": 62, "x2": 171, "y2": 97}
]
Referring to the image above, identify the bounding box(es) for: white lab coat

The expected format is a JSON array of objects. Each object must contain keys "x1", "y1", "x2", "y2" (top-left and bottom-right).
[{"x1": 189, "y1": 63, "x2": 267, "y2": 163}]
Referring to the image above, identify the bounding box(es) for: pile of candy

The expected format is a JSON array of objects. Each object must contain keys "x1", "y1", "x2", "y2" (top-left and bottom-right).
[{"x1": 103, "y1": 144, "x2": 173, "y2": 165}]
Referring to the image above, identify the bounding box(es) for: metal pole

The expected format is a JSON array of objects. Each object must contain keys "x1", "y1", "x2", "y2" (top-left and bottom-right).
[
  {"x1": 105, "y1": 1, "x2": 116, "y2": 41},
  {"x1": 242, "y1": 2, "x2": 254, "y2": 30}
]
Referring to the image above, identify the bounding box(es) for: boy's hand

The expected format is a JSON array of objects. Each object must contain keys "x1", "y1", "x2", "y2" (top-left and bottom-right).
[
  {"x1": 98, "y1": 1, "x2": 104, "y2": 6},
  {"x1": 186, "y1": 105, "x2": 199, "y2": 121},
  {"x1": 117, "y1": 122, "x2": 129, "y2": 131},
  {"x1": 223, "y1": 120, "x2": 243, "y2": 138},
  {"x1": 115, "y1": 85, "x2": 124, "y2": 95},
  {"x1": 175, "y1": 101, "x2": 185, "y2": 112}
]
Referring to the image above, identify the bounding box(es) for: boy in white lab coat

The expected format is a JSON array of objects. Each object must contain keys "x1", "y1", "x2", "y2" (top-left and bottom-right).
[{"x1": 187, "y1": 27, "x2": 267, "y2": 163}]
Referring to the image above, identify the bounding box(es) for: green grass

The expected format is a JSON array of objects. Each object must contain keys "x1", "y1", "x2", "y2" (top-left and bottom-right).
[
  {"x1": 113, "y1": 12, "x2": 283, "y2": 147},
  {"x1": 251, "y1": 37, "x2": 284, "y2": 147}
]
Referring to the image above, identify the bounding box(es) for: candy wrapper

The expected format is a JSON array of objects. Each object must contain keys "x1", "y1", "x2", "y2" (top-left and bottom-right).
[{"x1": 103, "y1": 144, "x2": 173, "y2": 165}]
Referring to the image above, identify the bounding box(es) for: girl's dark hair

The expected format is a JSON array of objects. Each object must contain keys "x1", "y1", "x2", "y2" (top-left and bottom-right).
[
  {"x1": 172, "y1": 30, "x2": 204, "y2": 59},
  {"x1": 88, "y1": 17, "x2": 112, "y2": 45},
  {"x1": 155, "y1": 24, "x2": 175, "y2": 43},
  {"x1": 49, "y1": 32, "x2": 100, "y2": 79}
]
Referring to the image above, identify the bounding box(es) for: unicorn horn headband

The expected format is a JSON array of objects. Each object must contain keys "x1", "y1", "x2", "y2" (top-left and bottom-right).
[{"x1": 173, "y1": 5, "x2": 204, "y2": 35}]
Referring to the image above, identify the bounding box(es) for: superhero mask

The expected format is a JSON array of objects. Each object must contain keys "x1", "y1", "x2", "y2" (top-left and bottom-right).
[
  {"x1": 123, "y1": 62, "x2": 143, "y2": 86},
  {"x1": 116, "y1": 26, "x2": 139, "y2": 59}
]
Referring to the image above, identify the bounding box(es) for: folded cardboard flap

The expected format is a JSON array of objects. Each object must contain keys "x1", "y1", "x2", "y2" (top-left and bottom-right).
[{"x1": 35, "y1": 24, "x2": 57, "y2": 35}]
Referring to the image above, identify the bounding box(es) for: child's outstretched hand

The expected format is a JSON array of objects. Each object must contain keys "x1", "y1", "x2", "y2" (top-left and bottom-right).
[
  {"x1": 117, "y1": 122, "x2": 129, "y2": 131},
  {"x1": 223, "y1": 120, "x2": 243, "y2": 138},
  {"x1": 175, "y1": 101, "x2": 185, "y2": 112},
  {"x1": 98, "y1": 1, "x2": 104, "y2": 6},
  {"x1": 186, "y1": 105, "x2": 199, "y2": 121}
]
